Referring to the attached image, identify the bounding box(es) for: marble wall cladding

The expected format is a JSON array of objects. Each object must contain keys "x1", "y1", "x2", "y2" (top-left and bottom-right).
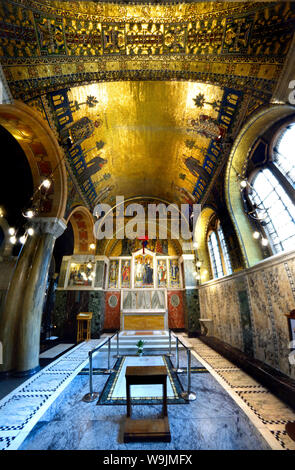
[
  {"x1": 104, "y1": 291, "x2": 120, "y2": 330},
  {"x1": 247, "y1": 260, "x2": 295, "y2": 379},
  {"x1": 199, "y1": 279, "x2": 244, "y2": 351},
  {"x1": 199, "y1": 252, "x2": 295, "y2": 379},
  {"x1": 52, "y1": 290, "x2": 104, "y2": 340},
  {"x1": 184, "y1": 289, "x2": 200, "y2": 334},
  {"x1": 167, "y1": 290, "x2": 185, "y2": 329},
  {"x1": 88, "y1": 291, "x2": 105, "y2": 337}
]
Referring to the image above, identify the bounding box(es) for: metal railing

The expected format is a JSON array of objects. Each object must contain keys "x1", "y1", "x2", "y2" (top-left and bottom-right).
[
  {"x1": 82, "y1": 330, "x2": 120, "y2": 403},
  {"x1": 169, "y1": 329, "x2": 196, "y2": 402}
]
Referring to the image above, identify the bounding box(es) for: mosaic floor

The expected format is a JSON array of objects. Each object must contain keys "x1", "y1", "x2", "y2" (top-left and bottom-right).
[
  {"x1": 179, "y1": 335, "x2": 295, "y2": 451},
  {"x1": 0, "y1": 339, "x2": 101, "y2": 450},
  {"x1": 18, "y1": 347, "x2": 270, "y2": 451},
  {"x1": 1, "y1": 332, "x2": 295, "y2": 450},
  {"x1": 97, "y1": 355, "x2": 185, "y2": 405}
]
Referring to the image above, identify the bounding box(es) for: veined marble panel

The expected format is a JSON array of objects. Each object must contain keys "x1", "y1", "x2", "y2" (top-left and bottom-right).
[
  {"x1": 199, "y1": 251, "x2": 295, "y2": 379},
  {"x1": 0, "y1": 339, "x2": 102, "y2": 450}
]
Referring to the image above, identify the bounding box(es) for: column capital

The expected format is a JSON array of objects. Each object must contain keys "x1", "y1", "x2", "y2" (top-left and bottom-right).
[{"x1": 28, "y1": 217, "x2": 67, "y2": 238}]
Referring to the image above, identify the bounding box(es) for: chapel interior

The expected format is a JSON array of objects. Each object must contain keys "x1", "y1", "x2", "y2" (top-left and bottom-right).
[{"x1": 0, "y1": 0, "x2": 295, "y2": 452}]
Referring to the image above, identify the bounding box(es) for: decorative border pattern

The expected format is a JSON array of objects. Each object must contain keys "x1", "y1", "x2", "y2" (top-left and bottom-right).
[{"x1": 98, "y1": 355, "x2": 187, "y2": 405}]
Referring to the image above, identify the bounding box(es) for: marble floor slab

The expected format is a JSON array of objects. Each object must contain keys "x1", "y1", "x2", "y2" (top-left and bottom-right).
[
  {"x1": 0, "y1": 339, "x2": 102, "y2": 450},
  {"x1": 39, "y1": 344, "x2": 74, "y2": 359},
  {"x1": 178, "y1": 334, "x2": 295, "y2": 450},
  {"x1": 3, "y1": 332, "x2": 295, "y2": 451},
  {"x1": 19, "y1": 345, "x2": 271, "y2": 451}
]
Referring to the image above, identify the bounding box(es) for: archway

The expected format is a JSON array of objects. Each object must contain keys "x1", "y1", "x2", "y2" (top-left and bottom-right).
[
  {"x1": 66, "y1": 206, "x2": 96, "y2": 254},
  {"x1": 0, "y1": 101, "x2": 68, "y2": 374},
  {"x1": 0, "y1": 100, "x2": 67, "y2": 219},
  {"x1": 225, "y1": 105, "x2": 295, "y2": 268}
]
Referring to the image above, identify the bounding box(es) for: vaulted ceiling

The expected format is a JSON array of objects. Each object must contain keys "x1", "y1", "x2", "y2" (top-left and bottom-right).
[{"x1": 1, "y1": 0, "x2": 294, "y2": 214}]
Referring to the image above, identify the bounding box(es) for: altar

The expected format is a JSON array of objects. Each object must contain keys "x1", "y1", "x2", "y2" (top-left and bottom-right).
[
  {"x1": 57, "y1": 247, "x2": 185, "y2": 333},
  {"x1": 121, "y1": 289, "x2": 167, "y2": 330}
]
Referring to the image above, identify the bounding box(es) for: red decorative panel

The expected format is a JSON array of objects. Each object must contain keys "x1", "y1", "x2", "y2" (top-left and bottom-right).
[
  {"x1": 104, "y1": 291, "x2": 121, "y2": 330},
  {"x1": 167, "y1": 290, "x2": 185, "y2": 329}
]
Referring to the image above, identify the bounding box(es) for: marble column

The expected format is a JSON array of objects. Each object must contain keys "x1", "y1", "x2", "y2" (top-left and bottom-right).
[
  {"x1": 180, "y1": 254, "x2": 201, "y2": 337},
  {"x1": 0, "y1": 218, "x2": 66, "y2": 375}
]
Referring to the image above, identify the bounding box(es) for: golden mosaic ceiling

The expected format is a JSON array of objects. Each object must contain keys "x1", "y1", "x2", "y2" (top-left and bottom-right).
[
  {"x1": 1, "y1": 0, "x2": 294, "y2": 213},
  {"x1": 67, "y1": 80, "x2": 223, "y2": 204}
]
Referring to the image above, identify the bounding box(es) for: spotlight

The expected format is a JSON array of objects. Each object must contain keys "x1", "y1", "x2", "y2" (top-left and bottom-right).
[
  {"x1": 87, "y1": 263, "x2": 92, "y2": 269},
  {"x1": 89, "y1": 243, "x2": 96, "y2": 250},
  {"x1": 0, "y1": 207, "x2": 4, "y2": 218},
  {"x1": 41, "y1": 179, "x2": 51, "y2": 189},
  {"x1": 240, "y1": 180, "x2": 247, "y2": 189},
  {"x1": 23, "y1": 209, "x2": 35, "y2": 219},
  {"x1": 27, "y1": 228, "x2": 34, "y2": 236},
  {"x1": 196, "y1": 260, "x2": 202, "y2": 268},
  {"x1": 8, "y1": 227, "x2": 15, "y2": 235},
  {"x1": 9, "y1": 235, "x2": 16, "y2": 244},
  {"x1": 193, "y1": 242, "x2": 199, "y2": 249},
  {"x1": 253, "y1": 231, "x2": 260, "y2": 239},
  {"x1": 261, "y1": 238, "x2": 269, "y2": 246},
  {"x1": 19, "y1": 235, "x2": 26, "y2": 244}
]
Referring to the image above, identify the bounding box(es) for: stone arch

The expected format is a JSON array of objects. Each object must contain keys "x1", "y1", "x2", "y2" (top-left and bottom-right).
[
  {"x1": 95, "y1": 196, "x2": 192, "y2": 256},
  {"x1": 66, "y1": 206, "x2": 95, "y2": 254},
  {"x1": 0, "y1": 100, "x2": 67, "y2": 219},
  {"x1": 225, "y1": 104, "x2": 295, "y2": 268}
]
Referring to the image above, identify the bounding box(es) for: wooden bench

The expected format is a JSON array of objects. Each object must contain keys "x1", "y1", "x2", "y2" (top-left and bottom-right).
[{"x1": 123, "y1": 365, "x2": 171, "y2": 442}]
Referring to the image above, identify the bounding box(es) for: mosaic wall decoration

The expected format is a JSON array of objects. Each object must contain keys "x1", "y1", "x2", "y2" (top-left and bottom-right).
[
  {"x1": 108, "y1": 259, "x2": 119, "y2": 289},
  {"x1": 1, "y1": 1, "x2": 293, "y2": 116},
  {"x1": 169, "y1": 259, "x2": 180, "y2": 288},
  {"x1": 121, "y1": 259, "x2": 131, "y2": 288},
  {"x1": 157, "y1": 259, "x2": 167, "y2": 288},
  {"x1": 1, "y1": 1, "x2": 294, "y2": 62},
  {"x1": 67, "y1": 261, "x2": 93, "y2": 287},
  {"x1": 134, "y1": 254, "x2": 154, "y2": 288}
]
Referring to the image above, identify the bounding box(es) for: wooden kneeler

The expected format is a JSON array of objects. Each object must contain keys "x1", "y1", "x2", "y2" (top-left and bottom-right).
[{"x1": 123, "y1": 366, "x2": 171, "y2": 443}]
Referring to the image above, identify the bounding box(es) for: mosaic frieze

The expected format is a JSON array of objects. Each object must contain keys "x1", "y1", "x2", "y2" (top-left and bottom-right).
[
  {"x1": 0, "y1": 1, "x2": 294, "y2": 61},
  {"x1": 0, "y1": 2, "x2": 38, "y2": 57},
  {"x1": 34, "y1": 13, "x2": 66, "y2": 56},
  {"x1": 65, "y1": 19, "x2": 103, "y2": 56}
]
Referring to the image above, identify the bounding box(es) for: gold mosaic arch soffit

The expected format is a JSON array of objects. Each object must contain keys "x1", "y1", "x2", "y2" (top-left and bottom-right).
[
  {"x1": 0, "y1": 100, "x2": 68, "y2": 219},
  {"x1": 67, "y1": 205, "x2": 95, "y2": 254}
]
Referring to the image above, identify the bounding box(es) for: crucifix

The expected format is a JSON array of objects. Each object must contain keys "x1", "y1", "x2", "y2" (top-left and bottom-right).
[{"x1": 138, "y1": 235, "x2": 149, "y2": 254}]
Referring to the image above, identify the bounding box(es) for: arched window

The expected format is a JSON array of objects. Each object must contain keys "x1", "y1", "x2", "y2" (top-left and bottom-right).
[
  {"x1": 247, "y1": 123, "x2": 295, "y2": 254},
  {"x1": 208, "y1": 231, "x2": 224, "y2": 279},
  {"x1": 273, "y1": 123, "x2": 295, "y2": 189},
  {"x1": 207, "y1": 222, "x2": 232, "y2": 279},
  {"x1": 217, "y1": 223, "x2": 233, "y2": 275}
]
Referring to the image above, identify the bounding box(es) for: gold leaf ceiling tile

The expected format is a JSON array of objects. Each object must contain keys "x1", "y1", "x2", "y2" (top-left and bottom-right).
[{"x1": 67, "y1": 80, "x2": 223, "y2": 203}]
